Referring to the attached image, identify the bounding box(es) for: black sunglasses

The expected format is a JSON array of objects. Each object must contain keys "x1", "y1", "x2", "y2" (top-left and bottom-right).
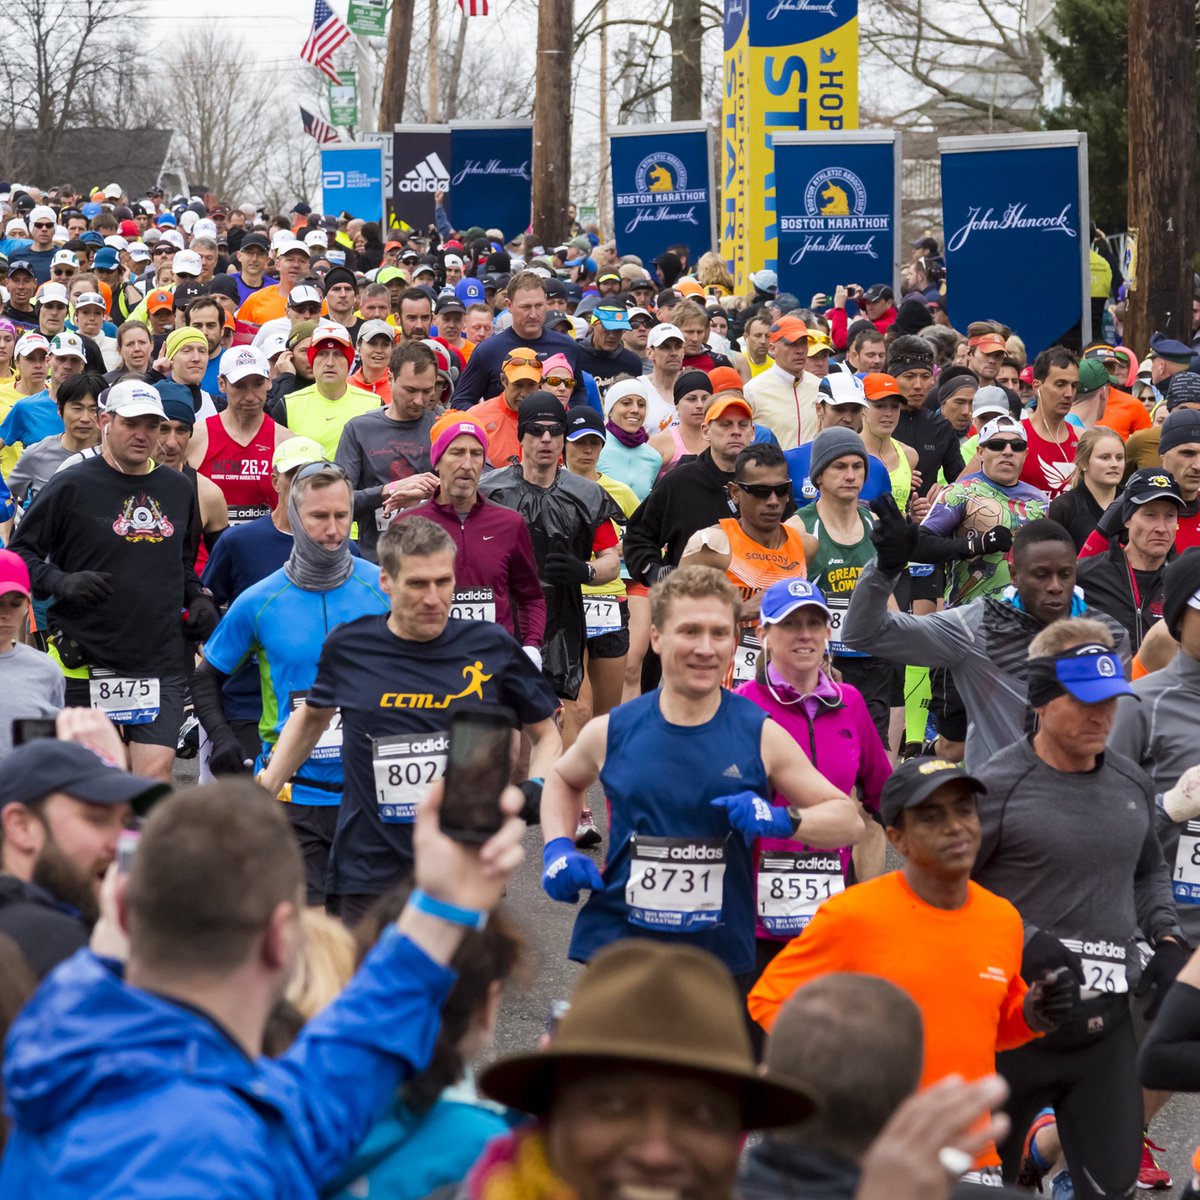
[
  {"x1": 735, "y1": 481, "x2": 792, "y2": 499},
  {"x1": 982, "y1": 438, "x2": 1027, "y2": 453}
]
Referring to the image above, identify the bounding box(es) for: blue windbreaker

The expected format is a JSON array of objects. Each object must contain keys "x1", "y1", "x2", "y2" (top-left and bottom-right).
[{"x1": 1, "y1": 931, "x2": 454, "y2": 1198}]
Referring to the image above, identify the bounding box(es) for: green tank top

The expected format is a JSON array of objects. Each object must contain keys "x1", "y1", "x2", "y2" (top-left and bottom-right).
[
  {"x1": 886, "y1": 437, "x2": 912, "y2": 511},
  {"x1": 796, "y1": 503, "x2": 875, "y2": 657}
]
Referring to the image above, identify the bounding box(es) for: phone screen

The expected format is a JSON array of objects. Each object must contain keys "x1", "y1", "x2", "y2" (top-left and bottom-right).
[
  {"x1": 12, "y1": 718, "x2": 57, "y2": 746},
  {"x1": 439, "y1": 703, "x2": 517, "y2": 844}
]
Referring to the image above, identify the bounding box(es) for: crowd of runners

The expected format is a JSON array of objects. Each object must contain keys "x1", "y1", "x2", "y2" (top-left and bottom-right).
[{"x1": 1, "y1": 178, "x2": 1200, "y2": 1199}]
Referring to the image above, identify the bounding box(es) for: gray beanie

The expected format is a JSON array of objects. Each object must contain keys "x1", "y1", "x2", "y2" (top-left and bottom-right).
[
  {"x1": 973, "y1": 385, "x2": 1012, "y2": 422},
  {"x1": 810, "y1": 427, "x2": 868, "y2": 483}
]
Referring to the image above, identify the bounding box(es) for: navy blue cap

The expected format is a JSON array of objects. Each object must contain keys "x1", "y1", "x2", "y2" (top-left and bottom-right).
[
  {"x1": 566, "y1": 406, "x2": 606, "y2": 442},
  {"x1": 1150, "y1": 332, "x2": 1195, "y2": 364},
  {"x1": 0, "y1": 740, "x2": 169, "y2": 814},
  {"x1": 92, "y1": 247, "x2": 119, "y2": 270},
  {"x1": 8, "y1": 260, "x2": 34, "y2": 277}
]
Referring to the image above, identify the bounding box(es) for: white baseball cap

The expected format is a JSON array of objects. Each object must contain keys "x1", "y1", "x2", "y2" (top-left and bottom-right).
[
  {"x1": 648, "y1": 322, "x2": 684, "y2": 349},
  {"x1": 14, "y1": 332, "x2": 49, "y2": 358},
  {"x1": 219, "y1": 344, "x2": 269, "y2": 383},
  {"x1": 104, "y1": 235, "x2": 128, "y2": 251},
  {"x1": 978, "y1": 414, "x2": 1026, "y2": 444},
  {"x1": 173, "y1": 250, "x2": 202, "y2": 277},
  {"x1": 310, "y1": 320, "x2": 352, "y2": 349},
  {"x1": 36, "y1": 282, "x2": 70, "y2": 306},
  {"x1": 50, "y1": 331, "x2": 86, "y2": 359},
  {"x1": 129, "y1": 242, "x2": 151, "y2": 262},
  {"x1": 304, "y1": 229, "x2": 329, "y2": 248},
  {"x1": 260, "y1": 330, "x2": 290, "y2": 360},
  {"x1": 51, "y1": 249, "x2": 79, "y2": 268},
  {"x1": 72, "y1": 291, "x2": 106, "y2": 311},
  {"x1": 28, "y1": 205, "x2": 56, "y2": 226},
  {"x1": 443, "y1": 254, "x2": 463, "y2": 269},
  {"x1": 103, "y1": 183, "x2": 122, "y2": 200},
  {"x1": 104, "y1": 379, "x2": 167, "y2": 419},
  {"x1": 161, "y1": 229, "x2": 185, "y2": 250},
  {"x1": 288, "y1": 284, "x2": 323, "y2": 308},
  {"x1": 276, "y1": 238, "x2": 311, "y2": 259},
  {"x1": 357, "y1": 318, "x2": 395, "y2": 345},
  {"x1": 192, "y1": 218, "x2": 217, "y2": 241}
]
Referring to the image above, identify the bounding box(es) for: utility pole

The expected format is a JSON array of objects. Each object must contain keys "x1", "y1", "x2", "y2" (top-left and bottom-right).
[
  {"x1": 445, "y1": 6, "x2": 469, "y2": 120},
  {"x1": 532, "y1": 0, "x2": 574, "y2": 243},
  {"x1": 670, "y1": 0, "x2": 702, "y2": 121},
  {"x1": 379, "y1": 0, "x2": 416, "y2": 128},
  {"x1": 1125, "y1": 0, "x2": 1196, "y2": 353},
  {"x1": 428, "y1": 0, "x2": 440, "y2": 122},
  {"x1": 598, "y1": 0, "x2": 610, "y2": 239}
]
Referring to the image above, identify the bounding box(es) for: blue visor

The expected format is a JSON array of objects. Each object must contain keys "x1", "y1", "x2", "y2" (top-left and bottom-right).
[
  {"x1": 594, "y1": 307, "x2": 631, "y2": 331},
  {"x1": 1055, "y1": 652, "x2": 1135, "y2": 704}
]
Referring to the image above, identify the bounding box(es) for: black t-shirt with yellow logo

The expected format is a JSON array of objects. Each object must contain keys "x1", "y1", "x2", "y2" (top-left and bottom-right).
[{"x1": 308, "y1": 613, "x2": 557, "y2": 896}]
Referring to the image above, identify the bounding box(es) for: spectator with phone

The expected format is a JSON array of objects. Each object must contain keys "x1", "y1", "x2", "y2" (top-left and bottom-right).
[
  {"x1": 0, "y1": 550, "x2": 62, "y2": 759},
  {"x1": 826, "y1": 283, "x2": 897, "y2": 352}
]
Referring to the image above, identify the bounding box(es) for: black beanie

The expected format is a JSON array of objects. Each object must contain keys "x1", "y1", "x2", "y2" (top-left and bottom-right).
[
  {"x1": 673, "y1": 369, "x2": 712, "y2": 403},
  {"x1": 517, "y1": 391, "x2": 568, "y2": 438},
  {"x1": 1163, "y1": 547, "x2": 1200, "y2": 639},
  {"x1": 886, "y1": 335, "x2": 935, "y2": 378}
]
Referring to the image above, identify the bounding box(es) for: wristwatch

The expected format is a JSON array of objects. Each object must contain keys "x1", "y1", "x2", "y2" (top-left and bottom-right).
[
  {"x1": 586, "y1": 564, "x2": 597, "y2": 584},
  {"x1": 786, "y1": 804, "x2": 804, "y2": 834}
]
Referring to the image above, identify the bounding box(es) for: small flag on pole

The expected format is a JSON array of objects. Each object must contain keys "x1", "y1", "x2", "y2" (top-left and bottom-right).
[
  {"x1": 457, "y1": 0, "x2": 489, "y2": 14},
  {"x1": 301, "y1": 107, "x2": 341, "y2": 144},
  {"x1": 301, "y1": 0, "x2": 352, "y2": 83}
]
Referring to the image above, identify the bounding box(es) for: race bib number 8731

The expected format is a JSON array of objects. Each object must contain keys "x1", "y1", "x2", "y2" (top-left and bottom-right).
[{"x1": 626, "y1": 835, "x2": 726, "y2": 931}]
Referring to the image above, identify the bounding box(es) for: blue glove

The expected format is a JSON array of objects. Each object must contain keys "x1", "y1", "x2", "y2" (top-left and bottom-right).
[
  {"x1": 542, "y1": 836, "x2": 604, "y2": 903},
  {"x1": 710, "y1": 790, "x2": 795, "y2": 847}
]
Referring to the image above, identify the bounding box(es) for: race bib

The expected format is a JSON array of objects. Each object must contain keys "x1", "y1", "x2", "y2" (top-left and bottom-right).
[
  {"x1": 288, "y1": 692, "x2": 343, "y2": 761},
  {"x1": 1061, "y1": 935, "x2": 1128, "y2": 995},
  {"x1": 372, "y1": 732, "x2": 448, "y2": 824},
  {"x1": 450, "y1": 588, "x2": 496, "y2": 622},
  {"x1": 756, "y1": 850, "x2": 845, "y2": 935},
  {"x1": 228, "y1": 504, "x2": 271, "y2": 526},
  {"x1": 625, "y1": 835, "x2": 726, "y2": 931},
  {"x1": 584, "y1": 596, "x2": 621, "y2": 638},
  {"x1": 731, "y1": 629, "x2": 760, "y2": 685},
  {"x1": 89, "y1": 671, "x2": 160, "y2": 726},
  {"x1": 825, "y1": 595, "x2": 864, "y2": 658},
  {"x1": 375, "y1": 507, "x2": 392, "y2": 533},
  {"x1": 908, "y1": 561, "x2": 934, "y2": 578},
  {"x1": 1174, "y1": 820, "x2": 1200, "y2": 905}
]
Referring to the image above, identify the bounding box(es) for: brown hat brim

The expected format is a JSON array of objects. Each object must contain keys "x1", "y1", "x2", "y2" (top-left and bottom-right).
[{"x1": 478, "y1": 1048, "x2": 817, "y2": 1130}]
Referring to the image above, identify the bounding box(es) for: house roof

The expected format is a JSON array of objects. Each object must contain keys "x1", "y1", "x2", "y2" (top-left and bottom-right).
[{"x1": 0, "y1": 127, "x2": 174, "y2": 198}]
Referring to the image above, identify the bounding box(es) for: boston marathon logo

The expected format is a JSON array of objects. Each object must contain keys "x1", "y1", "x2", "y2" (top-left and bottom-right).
[
  {"x1": 780, "y1": 168, "x2": 888, "y2": 264},
  {"x1": 614, "y1": 152, "x2": 708, "y2": 235},
  {"x1": 380, "y1": 661, "x2": 493, "y2": 710},
  {"x1": 947, "y1": 203, "x2": 1076, "y2": 253}
]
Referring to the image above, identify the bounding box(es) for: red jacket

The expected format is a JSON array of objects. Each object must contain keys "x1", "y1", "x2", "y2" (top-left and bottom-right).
[{"x1": 826, "y1": 303, "x2": 898, "y2": 351}]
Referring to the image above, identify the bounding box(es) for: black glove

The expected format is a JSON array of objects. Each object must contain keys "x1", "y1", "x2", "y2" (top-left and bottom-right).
[
  {"x1": 1095, "y1": 496, "x2": 1126, "y2": 540},
  {"x1": 209, "y1": 731, "x2": 252, "y2": 775},
  {"x1": 645, "y1": 562, "x2": 675, "y2": 585},
  {"x1": 868, "y1": 494, "x2": 920, "y2": 572},
  {"x1": 1135, "y1": 937, "x2": 1189, "y2": 1020},
  {"x1": 543, "y1": 551, "x2": 591, "y2": 585},
  {"x1": 1023, "y1": 966, "x2": 1080, "y2": 1032},
  {"x1": 182, "y1": 595, "x2": 219, "y2": 640},
  {"x1": 1020, "y1": 928, "x2": 1085, "y2": 985},
  {"x1": 518, "y1": 778, "x2": 543, "y2": 825},
  {"x1": 963, "y1": 525, "x2": 1013, "y2": 558},
  {"x1": 54, "y1": 571, "x2": 113, "y2": 605}
]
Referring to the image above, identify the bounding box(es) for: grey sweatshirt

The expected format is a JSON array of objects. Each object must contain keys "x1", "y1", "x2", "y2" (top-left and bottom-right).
[
  {"x1": 1109, "y1": 651, "x2": 1200, "y2": 940},
  {"x1": 972, "y1": 737, "x2": 1179, "y2": 954},
  {"x1": 842, "y1": 561, "x2": 1129, "y2": 768}
]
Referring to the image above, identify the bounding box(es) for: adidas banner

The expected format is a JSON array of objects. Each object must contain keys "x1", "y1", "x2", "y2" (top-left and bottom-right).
[
  {"x1": 448, "y1": 121, "x2": 533, "y2": 241},
  {"x1": 772, "y1": 131, "x2": 900, "y2": 310},
  {"x1": 939, "y1": 131, "x2": 1091, "y2": 356},
  {"x1": 391, "y1": 124, "x2": 451, "y2": 229},
  {"x1": 608, "y1": 121, "x2": 716, "y2": 267}
]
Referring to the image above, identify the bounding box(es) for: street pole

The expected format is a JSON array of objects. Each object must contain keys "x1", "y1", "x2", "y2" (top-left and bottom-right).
[
  {"x1": 379, "y1": 0, "x2": 416, "y2": 128},
  {"x1": 598, "y1": 0, "x2": 610, "y2": 239},
  {"x1": 532, "y1": 0, "x2": 575, "y2": 243},
  {"x1": 428, "y1": 0, "x2": 441, "y2": 122}
]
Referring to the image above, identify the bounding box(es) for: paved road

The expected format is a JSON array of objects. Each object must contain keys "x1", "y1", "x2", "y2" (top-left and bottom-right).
[{"x1": 174, "y1": 758, "x2": 1200, "y2": 1193}]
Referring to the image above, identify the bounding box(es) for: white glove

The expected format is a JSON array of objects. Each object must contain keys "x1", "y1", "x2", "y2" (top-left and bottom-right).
[
  {"x1": 522, "y1": 645, "x2": 543, "y2": 671},
  {"x1": 1164, "y1": 763, "x2": 1200, "y2": 822}
]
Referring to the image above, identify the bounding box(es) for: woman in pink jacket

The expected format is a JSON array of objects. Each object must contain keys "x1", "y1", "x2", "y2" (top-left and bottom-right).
[{"x1": 737, "y1": 577, "x2": 892, "y2": 973}]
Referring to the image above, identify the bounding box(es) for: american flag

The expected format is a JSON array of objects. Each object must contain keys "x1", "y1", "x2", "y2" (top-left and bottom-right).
[
  {"x1": 301, "y1": 0, "x2": 352, "y2": 83},
  {"x1": 457, "y1": 0, "x2": 489, "y2": 13},
  {"x1": 301, "y1": 107, "x2": 340, "y2": 144}
]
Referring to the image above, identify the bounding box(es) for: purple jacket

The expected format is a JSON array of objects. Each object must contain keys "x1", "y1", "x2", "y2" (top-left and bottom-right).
[{"x1": 396, "y1": 495, "x2": 547, "y2": 646}]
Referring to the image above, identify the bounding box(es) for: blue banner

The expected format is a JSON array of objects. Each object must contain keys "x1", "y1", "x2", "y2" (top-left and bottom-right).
[
  {"x1": 940, "y1": 134, "x2": 1089, "y2": 356},
  {"x1": 448, "y1": 123, "x2": 532, "y2": 241},
  {"x1": 609, "y1": 124, "x2": 715, "y2": 265},
  {"x1": 320, "y1": 144, "x2": 385, "y2": 224},
  {"x1": 773, "y1": 133, "x2": 897, "y2": 304}
]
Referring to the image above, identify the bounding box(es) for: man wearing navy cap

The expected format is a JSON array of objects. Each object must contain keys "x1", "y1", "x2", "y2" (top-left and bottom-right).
[
  {"x1": 1149, "y1": 331, "x2": 1195, "y2": 400},
  {"x1": 0, "y1": 738, "x2": 166, "y2": 977}
]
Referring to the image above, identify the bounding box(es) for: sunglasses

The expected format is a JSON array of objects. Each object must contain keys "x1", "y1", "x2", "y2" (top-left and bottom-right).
[
  {"x1": 292, "y1": 304, "x2": 321, "y2": 316},
  {"x1": 735, "y1": 481, "x2": 792, "y2": 499},
  {"x1": 526, "y1": 423, "x2": 565, "y2": 438},
  {"x1": 152, "y1": 246, "x2": 172, "y2": 256},
  {"x1": 542, "y1": 375, "x2": 573, "y2": 388},
  {"x1": 51, "y1": 268, "x2": 75, "y2": 277},
  {"x1": 982, "y1": 438, "x2": 1027, "y2": 453},
  {"x1": 293, "y1": 460, "x2": 347, "y2": 482},
  {"x1": 31, "y1": 222, "x2": 54, "y2": 230},
  {"x1": 629, "y1": 319, "x2": 654, "y2": 330}
]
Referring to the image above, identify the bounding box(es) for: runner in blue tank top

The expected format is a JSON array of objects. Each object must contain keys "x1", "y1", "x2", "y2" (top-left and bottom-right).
[{"x1": 540, "y1": 565, "x2": 865, "y2": 981}]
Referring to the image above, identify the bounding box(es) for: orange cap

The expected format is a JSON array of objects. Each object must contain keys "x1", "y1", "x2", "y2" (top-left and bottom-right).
[
  {"x1": 675, "y1": 278, "x2": 705, "y2": 299},
  {"x1": 707, "y1": 366, "x2": 744, "y2": 394},
  {"x1": 862, "y1": 372, "x2": 902, "y2": 401},
  {"x1": 705, "y1": 393, "x2": 753, "y2": 423},
  {"x1": 968, "y1": 333, "x2": 1007, "y2": 355},
  {"x1": 768, "y1": 315, "x2": 808, "y2": 345},
  {"x1": 146, "y1": 289, "x2": 173, "y2": 314},
  {"x1": 502, "y1": 346, "x2": 543, "y2": 383}
]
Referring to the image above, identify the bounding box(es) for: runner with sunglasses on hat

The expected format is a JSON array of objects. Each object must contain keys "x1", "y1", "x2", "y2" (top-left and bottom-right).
[
  {"x1": 193, "y1": 460, "x2": 388, "y2": 906},
  {"x1": 463, "y1": 346, "x2": 544, "y2": 469},
  {"x1": 681, "y1": 443, "x2": 816, "y2": 689},
  {"x1": 541, "y1": 565, "x2": 863, "y2": 986}
]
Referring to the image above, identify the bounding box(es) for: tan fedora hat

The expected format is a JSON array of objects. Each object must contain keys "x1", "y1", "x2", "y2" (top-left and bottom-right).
[{"x1": 479, "y1": 939, "x2": 817, "y2": 1130}]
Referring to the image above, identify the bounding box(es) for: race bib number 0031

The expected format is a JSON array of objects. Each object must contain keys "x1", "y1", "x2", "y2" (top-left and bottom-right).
[
  {"x1": 372, "y1": 732, "x2": 448, "y2": 824},
  {"x1": 450, "y1": 588, "x2": 496, "y2": 623},
  {"x1": 89, "y1": 671, "x2": 159, "y2": 726},
  {"x1": 625, "y1": 835, "x2": 726, "y2": 931},
  {"x1": 756, "y1": 851, "x2": 845, "y2": 935}
]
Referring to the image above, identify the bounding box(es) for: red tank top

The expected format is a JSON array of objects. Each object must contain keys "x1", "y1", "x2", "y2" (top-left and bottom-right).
[{"x1": 199, "y1": 413, "x2": 277, "y2": 523}]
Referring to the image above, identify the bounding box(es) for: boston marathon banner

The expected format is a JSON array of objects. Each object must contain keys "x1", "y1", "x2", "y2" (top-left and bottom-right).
[
  {"x1": 608, "y1": 122, "x2": 716, "y2": 265},
  {"x1": 320, "y1": 142, "x2": 385, "y2": 225},
  {"x1": 448, "y1": 121, "x2": 533, "y2": 241},
  {"x1": 940, "y1": 132, "x2": 1091, "y2": 355},
  {"x1": 772, "y1": 130, "x2": 899, "y2": 304},
  {"x1": 391, "y1": 124, "x2": 451, "y2": 230},
  {"x1": 721, "y1": 0, "x2": 860, "y2": 294}
]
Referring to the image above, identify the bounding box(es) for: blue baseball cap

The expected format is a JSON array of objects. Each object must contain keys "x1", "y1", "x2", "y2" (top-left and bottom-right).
[
  {"x1": 81, "y1": 201, "x2": 102, "y2": 219},
  {"x1": 92, "y1": 247, "x2": 119, "y2": 270},
  {"x1": 760, "y1": 578, "x2": 831, "y2": 623},
  {"x1": 80, "y1": 230, "x2": 104, "y2": 247},
  {"x1": 1029, "y1": 643, "x2": 1137, "y2": 706},
  {"x1": 593, "y1": 305, "x2": 631, "y2": 331},
  {"x1": 456, "y1": 277, "x2": 485, "y2": 305},
  {"x1": 0, "y1": 740, "x2": 169, "y2": 814},
  {"x1": 155, "y1": 213, "x2": 177, "y2": 228}
]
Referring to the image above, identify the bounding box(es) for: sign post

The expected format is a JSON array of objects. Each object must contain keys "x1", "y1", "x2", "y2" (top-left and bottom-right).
[{"x1": 347, "y1": 0, "x2": 388, "y2": 37}]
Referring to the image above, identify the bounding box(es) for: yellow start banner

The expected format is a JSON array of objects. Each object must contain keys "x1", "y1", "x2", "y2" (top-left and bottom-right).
[{"x1": 721, "y1": 0, "x2": 860, "y2": 295}]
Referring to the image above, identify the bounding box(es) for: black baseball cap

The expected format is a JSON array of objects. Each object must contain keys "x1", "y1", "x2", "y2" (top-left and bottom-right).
[
  {"x1": 879, "y1": 757, "x2": 986, "y2": 827},
  {"x1": 0, "y1": 740, "x2": 169, "y2": 814},
  {"x1": 863, "y1": 283, "x2": 894, "y2": 303},
  {"x1": 912, "y1": 236, "x2": 940, "y2": 255},
  {"x1": 435, "y1": 295, "x2": 466, "y2": 315},
  {"x1": 8, "y1": 260, "x2": 34, "y2": 278},
  {"x1": 239, "y1": 232, "x2": 270, "y2": 253},
  {"x1": 173, "y1": 282, "x2": 203, "y2": 310},
  {"x1": 543, "y1": 277, "x2": 568, "y2": 301},
  {"x1": 1122, "y1": 467, "x2": 1186, "y2": 515},
  {"x1": 566, "y1": 406, "x2": 606, "y2": 442}
]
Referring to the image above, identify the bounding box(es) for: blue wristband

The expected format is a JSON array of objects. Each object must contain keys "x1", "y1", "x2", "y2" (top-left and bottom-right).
[{"x1": 408, "y1": 888, "x2": 489, "y2": 930}]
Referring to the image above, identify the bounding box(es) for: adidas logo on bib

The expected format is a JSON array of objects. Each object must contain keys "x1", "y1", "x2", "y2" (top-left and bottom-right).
[{"x1": 398, "y1": 153, "x2": 450, "y2": 192}]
